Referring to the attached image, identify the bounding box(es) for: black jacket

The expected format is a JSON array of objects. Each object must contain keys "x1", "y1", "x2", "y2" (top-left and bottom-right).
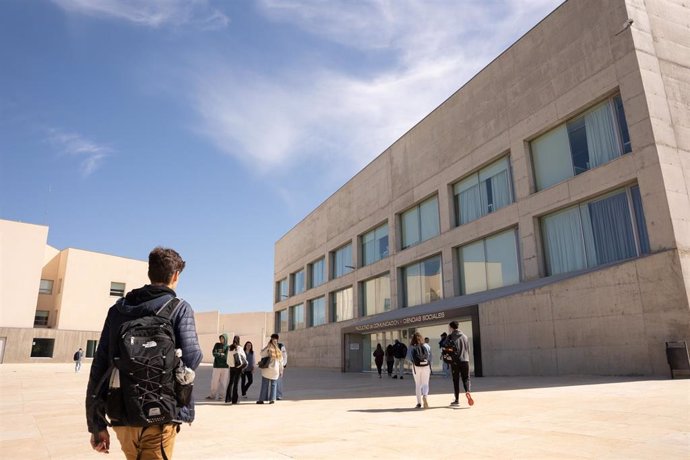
[{"x1": 85, "y1": 285, "x2": 203, "y2": 434}]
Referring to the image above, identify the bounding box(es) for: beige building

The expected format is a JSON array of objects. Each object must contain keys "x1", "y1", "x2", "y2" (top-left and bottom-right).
[
  {"x1": 0, "y1": 219, "x2": 274, "y2": 365},
  {"x1": 272, "y1": 0, "x2": 690, "y2": 376}
]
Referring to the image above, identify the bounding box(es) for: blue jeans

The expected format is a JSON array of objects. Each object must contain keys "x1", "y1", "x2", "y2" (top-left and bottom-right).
[
  {"x1": 258, "y1": 377, "x2": 277, "y2": 402},
  {"x1": 276, "y1": 376, "x2": 284, "y2": 399}
]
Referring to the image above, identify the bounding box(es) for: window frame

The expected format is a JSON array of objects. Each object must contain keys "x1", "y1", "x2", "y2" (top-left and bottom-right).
[
  {"x1": 308, "y1": 296, "x2": 327, "y2": 327},
  {"x1": 34, "y1": 310, "x2": 50, "y2": 327},
  {"x1": 39, "y1": 279, "x2": 54, "y2": 295},
  {"x1": 401, "y1": 254, "x2": 443, "y2": 308},
  {"x1": 109, "y1": 281, "x2": 126, "y2": 297},
  {"x1": 331, "y1": 243, "x2": 353, "y2": 279},
  {"x1": 308, "y1": 257, "x2": 326, "y2": 289},
  {"x1": 360, "y1": 222, "x2": 389, "y2": 266},
  {"x1": 331, "y1": 286, "x2": 354, "y2": 322},
  {"x1": 360, "y1": 273, "x2": 391, "y2": 317},
  {"x1": 400, "y1": 195, "x2": 440, "y2": 249}
]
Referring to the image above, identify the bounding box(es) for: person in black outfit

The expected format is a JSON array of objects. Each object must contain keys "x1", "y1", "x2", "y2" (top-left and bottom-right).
[
  {"x1": 225, "y1": 335, "x2": 245, "y2": 404},
  {"x1": 444, "y1": 321, "x2": 474, "y2": 407},
  {"x1": 241, "y1": 341, "x2": 255, "y2": 398},
  {"x1": 385, "y1": 344, "x2": 395, "y2": 377},
  {"x1": 373, "y1": 344, "x2": 385, "y2": 378}
]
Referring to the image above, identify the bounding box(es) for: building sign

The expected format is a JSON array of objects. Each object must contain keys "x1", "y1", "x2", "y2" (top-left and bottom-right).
[
  {"x1": 353, "y1": 311, "x2": 446, "y2": 332},
  {"x1": 349, "y1": 343, "x2": 360, "y2": 350}
]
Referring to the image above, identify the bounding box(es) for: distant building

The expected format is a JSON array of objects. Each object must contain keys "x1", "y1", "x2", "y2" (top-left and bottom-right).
[
  {"x1": 272, "y1": 0, "x2": 690, "y2": 376},
  {"x1": 0, "y1": 219, "x2": 272, "y2": 364}
]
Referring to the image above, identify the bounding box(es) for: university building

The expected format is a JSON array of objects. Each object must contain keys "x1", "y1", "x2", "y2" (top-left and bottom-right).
[
  {"x1": 0, "y1": 219, "x2": 272, "y2": 364},
  {"x1": 272, "y1": 0, "x2": 690, "y2": 376}
]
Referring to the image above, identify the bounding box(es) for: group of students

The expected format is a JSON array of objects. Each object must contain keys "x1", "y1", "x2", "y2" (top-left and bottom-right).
[
  {"x1": 373, "y1": 320, "x2": 474, "y2": 409},
  {"x1": 207, "y1": 333, "x2": 288, "y2": 404}
]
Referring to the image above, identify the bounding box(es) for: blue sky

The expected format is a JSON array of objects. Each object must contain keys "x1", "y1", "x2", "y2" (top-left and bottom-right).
[{"x1": 0, "y1": 0, "x2": 562, "y2": 313}]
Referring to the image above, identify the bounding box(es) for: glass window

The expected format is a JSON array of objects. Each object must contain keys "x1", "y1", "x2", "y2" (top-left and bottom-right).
[
  {"x1": 275, "y1": 309, "x2": 288, "y2": 333},
  {"x1": 110, "y1": 282, "x2": 126, "y2": 297},
  {"x1": 454, "y1": 157, "x2": 513, "y2": 226},
  {"x1": 542, "y1": 186, "x2": 647, "y2": 275},
  {"x1": 361, "y1": 224, "x2": 389, "y2": 266},
  {"x1": 292, "y1": 269, "x2": 305, "y2": 295},
  {"x1": 458, "y1": 229, "x2": 520, "y2": 295},
  {"x1": 402, "y1": 255, "x2": 442, "y2": 307},
  {"x1": 39, "y1": 279, "x2": 53, "y2": 295},
  {"x1": 630, "y1": 185, "x2": 650, "y2": 254},
  {"x1": 309, "y1": 258, "x2": 325, "y2": 288},
  {"x1": 401, "y1": 196, "x2": 440, "y2": 249},
  {"x1": 332, "y1": 287, "x2": 354, "y2": 322},
  {"x1": 275, "y1": 278, "x2": 288, "y2": 302},
  {"x1": 332, "y1": 244, "x2": 353, "y2": 278},
  {"x1": 289, "y1": 304, "x2": 305, "y2": 331},
  {"x1": 30, "y1": 338, "x2": 55, "y2": 358},
  {"x1": 309, "y1": 296, "x2": 327, "y2": 327},
  {"x1": 86, "y1": 340, "x2": 98, "y2": 358},
  {"x1": 34, "y1": 310, "x2": 49, "y2": 327},
  {"x1": 361, "y1": 274, "x2": 391, "y2": 316},
  {"x1": 531, "y1": 94, "x2": 632, "y2": 191}
]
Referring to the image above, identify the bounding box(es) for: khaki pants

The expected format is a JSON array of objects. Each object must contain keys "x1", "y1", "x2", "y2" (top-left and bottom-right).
[{"x1": 113, "y1": 424, "x2": 178, "y2": 460}]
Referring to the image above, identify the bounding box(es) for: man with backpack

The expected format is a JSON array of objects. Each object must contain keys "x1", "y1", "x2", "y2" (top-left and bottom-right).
[
  {"x1": 74, "y1": 347, "x2": 84, "y2": 373},
  {"x1": 442, "y1": 321, "x2": 474, "y2": 407},
  {"x1": 392, "y1": 339, "x2": 407, "y2": 379},
  {"x1": 85, "y1": 247, "x2": 203, "y2": 459}
]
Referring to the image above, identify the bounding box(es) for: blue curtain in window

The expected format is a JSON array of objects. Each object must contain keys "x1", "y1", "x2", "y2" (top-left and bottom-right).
[
  {"x1": 630, "y1": 186, "x2": 650, "y2": 254},
  {"x1": 587, "y1": 192, "x2": 637, "y2": 265}
]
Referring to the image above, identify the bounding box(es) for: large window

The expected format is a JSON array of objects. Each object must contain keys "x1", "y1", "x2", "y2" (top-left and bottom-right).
[
  {"x1": 361, "y1": 274, "x2": 391, "y2": 316},
  {"x1": 454, "y1": 157, "x2": 513, "y2": 226},
  {"x1": 309, "y1": 258, "x2": 326, "y2": 289},
  {"x1": 110, "y1": 282, "x2": 126, "y2": 297},
  {"x1": 332, "y1": 287, "x2": 354, "y2": 322},
  {"x1": 361, "y1": 224, "x2": 389, "y2": 266},
  {"x1": 39, "y1": 279, "x2": 53, "y2": 295},
  {"x1": 402, "y1": 255, "x2": 442, "y2": 307},
  {"x1": 458, "y1": 229, "x2": 520, "y2": 295},
  {"x1": 275, "y1": 309, "x2": 288, "y2": 333},
  {"x1": 291, "y1": 269, "x2": 305, "y2": 295},
  {"x1": 401, "y1": 196, "x2": 440, "y2": 249},
  {"x1": 275, "y1": 278, "x2": 288, "y2": 302},
  {"x1": 86, "y1": 340, "x2": 98, "y2": 358},
  {"x1": 30, "y1": 338, "x2": 55, "y2": 358},
  {"x1": 289, "y1": 304, "x2": 305, "y2": 331},
  {"x1": 34, "y1": 310, "x2": 49, "y2": 327},
  {"x1": 531, "y1": 94, "x2": 632, "y2": 190},
  {"x1": 309, "y1": 296, "x2": 327, "y2": 327},
  {"x1": 541, "y1": 185, "x2": 649, "y2": 275},
  {"x1": 331, "y1": 243, "x2": 353, "y2": 278}
]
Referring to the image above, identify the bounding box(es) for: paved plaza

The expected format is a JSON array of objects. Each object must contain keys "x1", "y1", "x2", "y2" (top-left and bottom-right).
[{"x1": 1, "y1": 363, "x2": 689, "y2": 459}]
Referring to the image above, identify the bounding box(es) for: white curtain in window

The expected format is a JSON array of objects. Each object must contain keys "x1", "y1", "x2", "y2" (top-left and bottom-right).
[
  {"x1": 402, "y1": 208, "x2": 420, "y2": 247},
  {"x1": 490, "y1": 170, "x2": 512, "y2": 211},
  {"x1": 532, "y1": 124, "x2": 573, "y2": 190},
  {"x1": 585, "y1": 101, "x2": 620, "y2": 168},
  {"x1": 542, "y1": 207, "x2": 587, "y2": 275},
  {"x1": 459, "y1": 185, "x2": 483, "y2": 224},
  {"x1": 420, "y1": 197, "x2": 440, "y2": 242}
]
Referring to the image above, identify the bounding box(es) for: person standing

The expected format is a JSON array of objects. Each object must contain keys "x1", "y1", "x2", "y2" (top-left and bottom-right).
[
  {"x1": 392, "y1": 339, "x2": 407, "y2": 379},
  {"x1": 385, "y1": 344, "x2": 395, "y2": 377},
  {"x1": 74, "y1": 347, "x2": 84, "y2": 373},
  {"x1": 443, "y1": 321, "x2": 474, "y2": 407},
  {"x1": 85, "y1": 247, "x2": 202, "y2": 459},
  {"x1": 373, "y1": 344, "x2": 385, "y2": 378},
  {"x1": 439, "y1": 332, "x2": 449, "y2": 378},
  {"x1": 206, "y1": 334, "x2": 229, "y2": 400},
  {"x1": 257, "y1": 334, "x2": 283, "y2": 404},
  {"x1": 276, "y1": 340, "x2": 288, "y2": 400},
  {"x1": 225, "y1": 335, "x2": 246, "y2": 405},
  {"x1": 241, "y1": 341, "x2": 255, "y2": 398},
  {"x1": 407, "y1": 332, "x2": 432, "y2": 409}
]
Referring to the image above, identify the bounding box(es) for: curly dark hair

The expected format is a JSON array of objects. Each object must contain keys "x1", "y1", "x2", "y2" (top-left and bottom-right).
[{"x1": 148, "y1": 247, "x2": 186, "y2": 284}]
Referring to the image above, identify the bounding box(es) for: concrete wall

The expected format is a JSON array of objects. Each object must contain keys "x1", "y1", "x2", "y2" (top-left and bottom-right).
[
  {"x1": 0, "y1": 327, "x2": 100, "y2": 364},
  {"x1": 0, "y1": 220, "x2": 48, "y2": 328},
  {"x1": 272, "y1": 0, "x2": 690, "y2": 376},
  {"x1": 195, "y1": 310, "x2": 273, "y2": 364}
]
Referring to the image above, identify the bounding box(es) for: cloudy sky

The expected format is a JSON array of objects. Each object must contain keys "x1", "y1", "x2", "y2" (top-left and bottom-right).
[{"x1": 0, "y1": 0, "x2": 562, "y2": 313}]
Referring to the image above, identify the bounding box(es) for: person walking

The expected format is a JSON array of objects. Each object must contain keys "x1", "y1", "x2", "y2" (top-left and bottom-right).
[
  {"x1": 206, "y1": 334, "x2": 229, "y2": 400},
  {"x1": 85, "y1": 247, "x2": 202, "y2": 459},
  {"x1": 257, "y1": 334, "x2": 283, "y2": 404},
  {"x1": 241, "y1": 341, "x2": 255, "y2": 398},
  {"x1": 74, "y1": 347, "x2": 84, "y2": 373},
  {"x1": 225, "y1": 335, "x2": 246, "y2": 404},
  {"x1": 443, "y1": 321, "x2": 474, "y2": 407},
  {"x1": 407, "y1": 332, "x2": 432, "y2": 409},
  {"x1": 385, "y1": 344, "x2": 395, "y2": 377},
  {"x1": 276, "y1": 340, "x2": 288, "y2": 400},
  {"x1": 392, "y1": 339, "x2": 407, "y2": 379},
  {"x1": 373, "y1": 344, "x2": 385, "y2": 378},
  {"x1": 439, "y1": 332, "x2": 449, "y2": 378}
]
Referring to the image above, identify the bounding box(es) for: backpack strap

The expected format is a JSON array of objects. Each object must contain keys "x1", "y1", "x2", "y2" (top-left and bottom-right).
[{"x1": 156, "y1": 297, "x2": 183, "y2": 321}]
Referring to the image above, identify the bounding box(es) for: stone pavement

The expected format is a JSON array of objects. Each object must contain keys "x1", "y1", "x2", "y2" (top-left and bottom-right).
[{"x1": 1, "y1": 363, "x2": 689, "y2": 459}]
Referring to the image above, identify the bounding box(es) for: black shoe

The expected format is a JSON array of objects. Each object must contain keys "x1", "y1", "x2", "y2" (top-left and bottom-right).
[
  {"x1": 400, "y1": 376, "x2": 403, "y2": 380},
  {"x1": 450, "y1": 400, "x2": 459, "y2": 406},
  {"x1": 393, "y1": 375, "x2": 398, "y2": 379},
  {"x1": 415, "y1": 403, "x2": 422, "y2": 409},
  {"x1": 256, "y1": 401, "x2": 264, "y2": 404},
  {"x1": 269, "y1": 401, "x2": 275, "y2": 404}
]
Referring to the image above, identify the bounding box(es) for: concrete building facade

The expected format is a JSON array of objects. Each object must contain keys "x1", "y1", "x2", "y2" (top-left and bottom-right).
[{"x1": 272, "y1": 0, "x2": 690, "y2": 376}]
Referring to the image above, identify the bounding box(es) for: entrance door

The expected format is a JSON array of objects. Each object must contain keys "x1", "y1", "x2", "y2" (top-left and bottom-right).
[
  {"x1": 346, "y1": 334, "x2": 364, "y2": 372},
  {"x1": 0, "y1": 337, "x2": 6, "y2": 363}
]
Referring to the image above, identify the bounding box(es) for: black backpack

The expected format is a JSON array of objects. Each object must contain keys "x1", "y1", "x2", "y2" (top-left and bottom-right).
[
  {"x1": 73, "y1": 351, "x2": 80, "y2": 361},
  {"x1": 106, "y1": 298, "x2": 182, "y2": 427},
  {"x1": 442, "y1": 337, "x2": 462, "y2": 364},
  {"x1": 412, "y1": 344, "x2": 430, "y2": 366}
]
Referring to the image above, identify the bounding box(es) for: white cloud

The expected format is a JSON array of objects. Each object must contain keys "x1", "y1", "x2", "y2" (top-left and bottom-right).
[
  {"x1": 47, "y1": 129, "x2": 112, "y2": 176},
  {"x1": 190, "y1": 1, "x2": 562, "y2": 174},
  {"x1": 51, "y1": 0, "x2": 229, "y2": 29}
]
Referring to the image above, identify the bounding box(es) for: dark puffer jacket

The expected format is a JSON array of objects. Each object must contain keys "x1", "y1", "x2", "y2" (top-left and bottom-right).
[{"x1": 85, "y1": 285, "x2": 203, "y2": 434}]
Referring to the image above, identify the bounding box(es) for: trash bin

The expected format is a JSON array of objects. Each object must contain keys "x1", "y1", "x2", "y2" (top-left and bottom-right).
[{"x1": 665, "y1": 341, "x2": 690, "y2": 379}]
